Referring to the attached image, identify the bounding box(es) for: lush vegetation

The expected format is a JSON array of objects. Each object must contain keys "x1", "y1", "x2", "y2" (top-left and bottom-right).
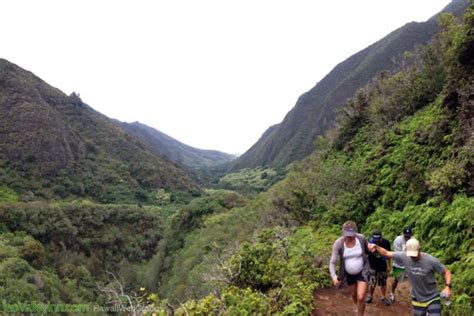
[
  {"x1": 144, "y1": 7, "x2": 473, "y2": 314},
  {"x1": 0, "y1": 3, "x2": 472, "y2": 315},
  {"x1": 217, "y1": 167, "x2": 282, "y2": 194},
  {"x1": 0, "y1": 59, "x2": 199, "y2": 203},
  {"x1": 117, "y1": 121, "x2": 235, "y2": 169},
  {"x1": 0, "y1": 201, "x2": 164, "y2": 303},
  {"x1": 231, "y1": 0, "x2": 467, "y2": 170}
]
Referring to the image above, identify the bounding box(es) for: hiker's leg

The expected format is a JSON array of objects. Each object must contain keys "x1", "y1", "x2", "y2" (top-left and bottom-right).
[
  {"x1": 390, "y1": 278, "x2": 398, "y2": 302},
  {"x1": 368, "y1": 271, "x2": 375, "y2": 297},
  {"x1": 346, "y1": 274, "x2": 358, "y2": 305},
  {"x1": 356, "y1": 280, "x2": 368, "y2": 316},
  {"x1": 378, "y1": 271, "x2": 391, "y2": 305},
  {"x1": 391, "y1": 267, "x2": 400, "y2": 292},
  {"x1": 347, "y1": 284, "x2": 357, "y2": 304},
  {"x1": 379, "y1": 271, "x2": 388, "y2": 298},
  {"x1": 392, "y1": 278, "x2": 398, "y2": 291},
  {"x1": 369, "y1": 284, "x2": 375, "y2": 297},
  {"x1": 391, "y1": 267, "x2": 402, "y2": 301}
]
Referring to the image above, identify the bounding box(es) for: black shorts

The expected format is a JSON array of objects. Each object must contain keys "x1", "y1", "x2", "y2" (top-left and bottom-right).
[{"x1": 346, "y1": 271, "x2": 369, "y2": 286}]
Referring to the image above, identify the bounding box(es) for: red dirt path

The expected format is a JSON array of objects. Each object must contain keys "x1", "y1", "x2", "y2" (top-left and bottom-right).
[{"x1": 313, "y1": 278, "x2": 413, "y2": 316}]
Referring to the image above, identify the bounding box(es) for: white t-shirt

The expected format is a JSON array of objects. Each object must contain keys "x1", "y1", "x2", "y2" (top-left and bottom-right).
[
  {"x1": 393, "y1": 235, "x2": 408, "y2": 268},
  {"x1": 343, "y1": 238, "x2": 364, "y2": 275}
]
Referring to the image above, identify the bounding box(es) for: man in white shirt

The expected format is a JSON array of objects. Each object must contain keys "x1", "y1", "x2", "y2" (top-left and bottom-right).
[{"x1": 391, "y1": 226, "x2": 412, "y2": 302}]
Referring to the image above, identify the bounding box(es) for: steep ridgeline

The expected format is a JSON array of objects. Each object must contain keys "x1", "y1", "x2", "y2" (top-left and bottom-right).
[
  {"x1": 231, "y1": 0, "x2": 469, "y2": 170},
  {"x1": 0, "y1": 59, "x2": 199, "y2": 202},
  {"x1": 116, "y1": 121, "x2": 235, "y2": 169}
]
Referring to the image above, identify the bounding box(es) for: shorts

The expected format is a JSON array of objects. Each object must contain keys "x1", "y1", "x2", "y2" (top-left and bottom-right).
[
  {"x1": 412, "y1": 297, "x2": 442, "y2": 316},
  {"x1": 346, "y1": 271, "x2": 369, "y2": 286},
  {"x1": 369, "y1": 270, "x2": 388, "y2": 287},
  {"x1": 393, "y1": 266, "x2": 407, "y2": 282}
]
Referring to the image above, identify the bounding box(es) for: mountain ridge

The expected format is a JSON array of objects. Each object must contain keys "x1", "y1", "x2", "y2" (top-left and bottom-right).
[
  {"x1": 0, "y1": 58, "x2": 199, "y2": 202},
  {"x1": 115, "y1": 120, "x2": 235, "y2": 169},
  {"x1": 231, "y1": 0, "x2": 469, "y2": 170}
]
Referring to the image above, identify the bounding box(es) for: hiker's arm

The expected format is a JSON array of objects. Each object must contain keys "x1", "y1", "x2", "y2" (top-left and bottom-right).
[
  {"x1": 383, "y1": 252, "x2": 393, "y2": 273},
  {"x1": 370, "y1": 244, "x2": 394, "y2": 258},
  {"x1": 386, "y1": 243, "x2": 392, "y2": 272},
  {"x1": 441, "y1": 268, "x2": 452, "y2": 298},
  {"x1": 329, "y1": 241, "x2": 341, "y2": 286}
]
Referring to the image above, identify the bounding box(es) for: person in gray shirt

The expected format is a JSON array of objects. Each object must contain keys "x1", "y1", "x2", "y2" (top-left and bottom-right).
[
  {"x1": 391, "y1": 226, "x2": 412, "y2": 302},
  {"x1": 369, "y1": 238, "x2": 452, "y2": 316}
]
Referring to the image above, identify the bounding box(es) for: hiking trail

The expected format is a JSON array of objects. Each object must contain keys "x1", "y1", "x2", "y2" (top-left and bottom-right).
[{"x1": 313, "y1": 278, "x2": 413, "y2": 316}]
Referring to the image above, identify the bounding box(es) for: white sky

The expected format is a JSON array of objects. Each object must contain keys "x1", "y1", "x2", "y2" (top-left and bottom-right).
[{"x1": 1, "y1": 0, "x2": 451, "y2": 154}]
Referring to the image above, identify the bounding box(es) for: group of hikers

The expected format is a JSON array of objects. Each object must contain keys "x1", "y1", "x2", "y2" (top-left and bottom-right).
[{"x1": 329, "y1": 221, "x2": 452, "y2": 316}]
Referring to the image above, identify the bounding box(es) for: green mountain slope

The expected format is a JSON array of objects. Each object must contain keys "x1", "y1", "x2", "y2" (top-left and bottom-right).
[
  {"x1": 116, "y1": 121, "x2": 235, "y2": 169},
  {"x1": 231, "y1": 0, "x2": 469, "y2": 170},
  {"x1": 0, "y1": 59, "x2": 199, "y2": 202},
  {"x1": 145, "y1": 5, "x2": 473, "y2": 314},
  {"x1": 0, "y1": 2, "x2": 472, "y2": 314}
]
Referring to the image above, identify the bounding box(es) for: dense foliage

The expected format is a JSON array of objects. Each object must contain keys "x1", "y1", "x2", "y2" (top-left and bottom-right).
[
  {"x1": 0, "y1": 201, "x2": 164, "y2": 303},
  {"x1": 144, "y1": 191, "x2": 254, "y2": 300},
  {"x1": 265, "y1": 9, "x2": 473, "y2": 314},
  {"x1": 217, "y1": 167, "x2": 282, "y2": 194},
  {"x1": 145, "y1": 7, "x2": 473, "y2": 314},
  {"x1": 0, "y1": 3, "x2": 472, "y2": 315}
]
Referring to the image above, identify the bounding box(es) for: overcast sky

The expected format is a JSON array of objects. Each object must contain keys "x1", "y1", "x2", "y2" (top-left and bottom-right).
[{"x1": 2, "y1": 0, "x2": 451, "y2": 154}]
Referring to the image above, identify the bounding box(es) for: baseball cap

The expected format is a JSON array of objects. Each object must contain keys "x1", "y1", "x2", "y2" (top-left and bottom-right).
[
  {"x1": 372, "y1": 229, "x2": 382, "y2": 240},
  {"x1": 403, "y1": 227, "x2": 412, "y2": 237},
  {"x1": 406, "y1": 238, "x2": 420, "y2": 257}
]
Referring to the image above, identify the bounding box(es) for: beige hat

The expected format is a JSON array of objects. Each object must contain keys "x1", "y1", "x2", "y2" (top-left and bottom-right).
[{"x1": 406, "y1": 238, "x2": 420, "y2": 257}]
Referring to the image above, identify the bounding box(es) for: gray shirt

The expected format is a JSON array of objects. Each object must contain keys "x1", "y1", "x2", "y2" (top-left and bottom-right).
[
  {"x1": 392, "y1": 252, "x2": 446, "y2": 302},
  {"x1": 393, "y1": 235, "x2": 408, "y2": 268}
]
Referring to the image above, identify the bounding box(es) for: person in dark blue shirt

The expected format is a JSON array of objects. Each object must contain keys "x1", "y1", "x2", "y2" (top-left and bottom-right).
[{"x1": 366, "y1": 229, "x2": 391, "y2": 306}]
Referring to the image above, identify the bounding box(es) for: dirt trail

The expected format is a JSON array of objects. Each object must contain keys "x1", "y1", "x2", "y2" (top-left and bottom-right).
[{"x1": 313, "y1": 278, "x2": 413, "y2": 316}]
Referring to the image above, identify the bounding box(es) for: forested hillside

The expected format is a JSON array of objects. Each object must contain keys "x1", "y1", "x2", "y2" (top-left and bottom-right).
[
  {"x1": 140, "y1": 6, "x2": 472, "y2": 314},
  {"x1": 231, "y1": 0, "x2": 468, "y2": 171},
  {"x1": 116, "y1": 121, "x2": 235, "y2": 169},
  {"x1": 0, "y1": 2, "x2": 472, "y2": 315},
  {"x1": 0, "y1": 59, "x2": 199, "y2": 203},
  {"x1": 0, "y1": 202, "x2": 164, "y2": 302}
]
